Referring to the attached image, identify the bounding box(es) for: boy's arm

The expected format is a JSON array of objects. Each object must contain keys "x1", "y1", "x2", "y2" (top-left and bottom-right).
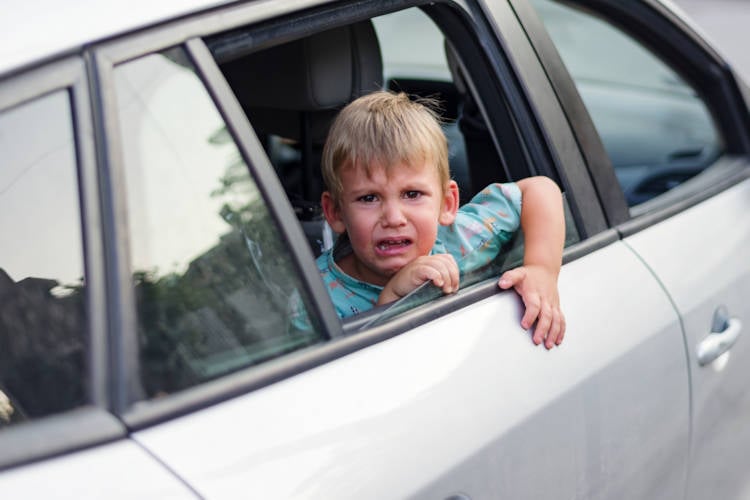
[{"x1": 498, "y1": 176, "x2": 566, "y2": 349}]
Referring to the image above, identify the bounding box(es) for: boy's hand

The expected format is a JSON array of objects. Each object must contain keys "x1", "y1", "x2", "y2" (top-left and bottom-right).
[
  {"x1": 378, "y1": 254, "x2": 459, "y2": 305},
  {"x1": 498, "y1": 265, "x2": 565, "y2": 349}
]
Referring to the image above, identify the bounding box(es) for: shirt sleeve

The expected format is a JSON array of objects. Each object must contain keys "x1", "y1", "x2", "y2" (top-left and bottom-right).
[{"x1": 435, "y1": 182, "x2": 522, "y2": 273}]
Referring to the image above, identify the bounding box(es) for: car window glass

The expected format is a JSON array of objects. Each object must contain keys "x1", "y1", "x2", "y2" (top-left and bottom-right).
[
  {"x1": 531, "y1": 0, "x2": 723, "y2": 207},
  {"x1": 113, "y1": 47, "x2": 326, "y2": 399},
  {"x1": 0, "y1": 90, "x2": 88, "y2": 428}
]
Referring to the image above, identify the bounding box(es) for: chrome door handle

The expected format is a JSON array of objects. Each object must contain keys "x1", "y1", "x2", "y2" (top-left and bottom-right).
[{"x1": 697, "y1": 311, "x2": 742, "y2": 366}]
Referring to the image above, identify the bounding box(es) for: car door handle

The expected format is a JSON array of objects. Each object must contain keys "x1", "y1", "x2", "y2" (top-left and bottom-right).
[{"x1": 696, "y1": 309, "x2": 742, "y2": 366}]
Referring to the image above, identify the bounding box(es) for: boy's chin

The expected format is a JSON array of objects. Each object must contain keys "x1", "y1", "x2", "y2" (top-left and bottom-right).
[
  {"x1": 380, "y1": 266, "x2": 403, "y2": 278},
  {"x1": 366, "y1": 263, "x2": 404, "y2": 285}
]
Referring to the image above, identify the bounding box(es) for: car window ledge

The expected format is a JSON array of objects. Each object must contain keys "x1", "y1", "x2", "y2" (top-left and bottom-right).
[{"x1": 618, "y1": 155, "x2": 750, "y2": 238}]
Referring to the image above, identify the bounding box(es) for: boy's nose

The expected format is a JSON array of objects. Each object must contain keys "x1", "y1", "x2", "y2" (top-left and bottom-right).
[{"x1": 380, "y1": 200, "x2": 407, "y2": 226}]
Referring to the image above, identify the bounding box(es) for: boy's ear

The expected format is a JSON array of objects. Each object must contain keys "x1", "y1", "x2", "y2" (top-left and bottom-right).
[
  {"x1": 321, "y1": 191, "x2": 347, "y2": 234},
  {"x1": 438, "y1": 180, "x2": 460, "y2": 226}
]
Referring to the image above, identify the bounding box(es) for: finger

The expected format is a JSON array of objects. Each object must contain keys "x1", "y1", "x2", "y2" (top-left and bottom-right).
[
  {"x1": 429, "y1": 255, "x2": 459, "y2": 294},
  {"x1": 521, "y1": 292, "x2": 540, "y2": 332},
  {"x1": 428, "y1": 268, "x2": 444, "y2": 288},
  {"x1": 440, "y1": 257, "x2": 459, "y2": 294},
  {"x1": 435, "y1": 263, "x2": 452, "y2": 294},
  {"x1": 416, "y1": 265, "x2": 442, "y2": 288},
  {"x1": 556, "y1": 312, "x2": 566, "y2": 345},
  {"x1": 418, "y1": 260, "x2": 450, "y2": 293},
  {"x1": 521, "y1": 295, "x2": 541, "y2": 343},
  {"x1": 544, "y1": 308, "x2": 563, "y2": 349},
  {"x1": 533, "y1": 303, "x2": 552, "y2": 347},
  {"x1": 443, "y1": 254, "x2": 460, "y2": 292},
  {"x1": 498, "y1": 267, "x2": 526, "y2": 290}
]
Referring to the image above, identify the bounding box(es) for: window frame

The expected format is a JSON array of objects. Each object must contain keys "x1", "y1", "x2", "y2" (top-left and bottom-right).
[
  {"x1": 512, "y1": 0, "x2": 750, "y2": 234},
  {"x1": 477, "y1": 0, "x2": 609, "y2": 238},
  {"x1": 87, "y1": 0, "x2": 611, "y2": 429},
  {"x1": 91, "y1": 0, "x2": 359, "y2": 428},
  {"x1": 0, "y1": 57, "x2": 122, "y2": 470}
]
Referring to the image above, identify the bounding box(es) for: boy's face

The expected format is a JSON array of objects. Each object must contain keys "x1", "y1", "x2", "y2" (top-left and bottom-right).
[{"x1": 322, "y1": 161, "x2": 459, "y2": 286}]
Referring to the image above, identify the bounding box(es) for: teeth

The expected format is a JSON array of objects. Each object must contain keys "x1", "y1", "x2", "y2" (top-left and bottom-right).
[{"x1": 378, "y1": 239, "x2": 408, "y2": 250}]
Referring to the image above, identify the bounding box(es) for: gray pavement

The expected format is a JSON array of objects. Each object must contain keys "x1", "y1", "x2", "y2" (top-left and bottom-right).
[{"x1": 672, "y1": 0, "x2": 750, "y2": 83}]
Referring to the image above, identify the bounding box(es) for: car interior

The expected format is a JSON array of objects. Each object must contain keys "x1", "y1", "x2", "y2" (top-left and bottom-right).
[
  {"x1": 203, "y1": 7, "x2": 590, "y2": 333},
  {"x1": 213, "y1": 12, "x2": 510, "y2": 260},
  {"x1": 219, "y1": 20, "x2": 386, "y2": 256}
]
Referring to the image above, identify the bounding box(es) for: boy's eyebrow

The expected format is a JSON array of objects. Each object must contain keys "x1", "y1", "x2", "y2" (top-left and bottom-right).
[{"x1": 343, "y1": 186, "x2": 380, "y2": 198}]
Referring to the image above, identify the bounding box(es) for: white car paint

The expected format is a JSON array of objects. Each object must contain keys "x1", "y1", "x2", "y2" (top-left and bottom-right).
[
  {"x1": 133, "y1": 241, "x2": 689, "y2": 499},
  {"x1": 1, "y1": 0, "x2": 748, "y2": 497},
  {"x1": 0, "y1": 439, "x2": 196, "y2": 499},
  {"x1": 625, "y1": 172, "x2": 750, "y2": 500}
]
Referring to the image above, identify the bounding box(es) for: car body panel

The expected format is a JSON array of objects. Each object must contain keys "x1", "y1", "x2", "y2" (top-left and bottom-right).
[
  {"x1": 133, "y1": 241, "x2": 689, "y2": 499},
  {"x1": 0, "y1": 0, "x2": 231, "y2": 76},
  {"x1": 0, "y1": 439, "x2": 196, "y2": 499},
  {"x1": 624, "y1": 172, "x2": 750, "y2": 500},
  {"x1": 1, "y1": 0, "x2": 748, "y2": 496}
]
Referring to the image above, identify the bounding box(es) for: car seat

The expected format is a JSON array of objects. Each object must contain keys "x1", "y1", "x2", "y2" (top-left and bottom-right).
[{"x1": 220, "y1": 21, "x2": 383, "y2": 255}]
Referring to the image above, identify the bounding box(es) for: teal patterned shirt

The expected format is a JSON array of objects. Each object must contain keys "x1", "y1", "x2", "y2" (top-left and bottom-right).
[{"x1": 302, "y1": 182, "x2": 522, "y2": 320}]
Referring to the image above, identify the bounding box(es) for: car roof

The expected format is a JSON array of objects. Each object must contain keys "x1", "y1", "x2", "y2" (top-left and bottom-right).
[
  {"x1": 0, "y1": 0, "x2": 237, "y2": 77},
  {"x1": 0, "y1": 0, "x2": 726, "y2": 80}
]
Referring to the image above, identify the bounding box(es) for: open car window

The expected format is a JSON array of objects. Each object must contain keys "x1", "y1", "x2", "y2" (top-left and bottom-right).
[{"x1": 209, "y1": 4, "x2": 581, "y2": 328}]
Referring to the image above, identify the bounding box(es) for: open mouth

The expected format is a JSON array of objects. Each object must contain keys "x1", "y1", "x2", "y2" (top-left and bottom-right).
[{"x1": 376, "y1": 238, "x2": 412, "y2": 251}]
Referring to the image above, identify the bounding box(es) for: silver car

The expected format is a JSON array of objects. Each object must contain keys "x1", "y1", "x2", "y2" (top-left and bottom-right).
[{"x1": 1, "y1": 0, "x2": 748, "y2": 498}]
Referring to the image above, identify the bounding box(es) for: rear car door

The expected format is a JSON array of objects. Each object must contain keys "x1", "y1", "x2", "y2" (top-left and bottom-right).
[
  {"x1": 90, "y1": 1, "x2": 691, "y2": 498},
  {"x1": 0, "y1": 57, "x2": 195, "y2": 497},
  {"x1": 522, "y1": 0, "x2": 750, "y2": 497}
]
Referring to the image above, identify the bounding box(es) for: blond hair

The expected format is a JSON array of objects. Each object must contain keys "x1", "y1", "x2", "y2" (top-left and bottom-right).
[{"x1": 321, "y1": 91, "x2": 449, "y2": 203}]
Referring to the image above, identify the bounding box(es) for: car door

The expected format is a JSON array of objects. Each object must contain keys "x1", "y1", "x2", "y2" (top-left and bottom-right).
[
  {"x1": 86, "y1": 1, "x2": 694, "y2": 498},
  {"x1": 0, "y1": 57, "x2": 197, "y2": 497},
  {"x1": 521, "y1": 0, "x2": 750, "y2": 498}
]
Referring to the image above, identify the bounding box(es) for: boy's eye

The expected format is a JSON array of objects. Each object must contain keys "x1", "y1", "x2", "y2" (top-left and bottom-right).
[
  {"x1": 404, "y1": 190, "x2": 422, "y2": 199},
  {"x1": 358, "y1": 194, "x2": 378, "y2": 203}
]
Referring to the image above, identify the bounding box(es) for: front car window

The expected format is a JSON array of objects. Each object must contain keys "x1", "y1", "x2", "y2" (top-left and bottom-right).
[
  {"x1": 0, "y1": 91, "x2": 88, "y2": 428},
  {"x1": 113, "y1": 48, "x2": 326, "y2": 398},
  {"x1": 531, "y1": 0, "x2": 723, "y2": 207}
]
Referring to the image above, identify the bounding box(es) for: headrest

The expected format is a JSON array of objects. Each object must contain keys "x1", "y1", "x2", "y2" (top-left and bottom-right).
[{"x1": 222, "y1": 21, "x2": 383, "y2": 142}]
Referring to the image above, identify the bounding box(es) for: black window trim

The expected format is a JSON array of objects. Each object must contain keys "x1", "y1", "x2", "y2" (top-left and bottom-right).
[
  {"x1": 508, "y1": 0, "x2": 630, "y2": 227},
  {"x1": 426, "y1": 4, "x2": 551, "y2": 185},
  {"x1": 0, "y1": 57, "x2": 120, "y2": 470},
  {"x1": 88, "y1": 48, "x2": 142, "y2": 416},
  {"x1": 478, "y1": 0, "x2": 609, "y2": 238}
]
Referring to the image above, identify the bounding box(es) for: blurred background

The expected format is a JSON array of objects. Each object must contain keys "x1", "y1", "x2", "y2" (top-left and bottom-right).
[{"x1": 672, "y1": 0, "x2": 750, "y2": 82}]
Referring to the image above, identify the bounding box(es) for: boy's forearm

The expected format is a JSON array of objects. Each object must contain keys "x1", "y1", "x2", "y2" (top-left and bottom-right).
[{"x1": 516, "y1": 177, "x2": 565, "y2": 273}]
